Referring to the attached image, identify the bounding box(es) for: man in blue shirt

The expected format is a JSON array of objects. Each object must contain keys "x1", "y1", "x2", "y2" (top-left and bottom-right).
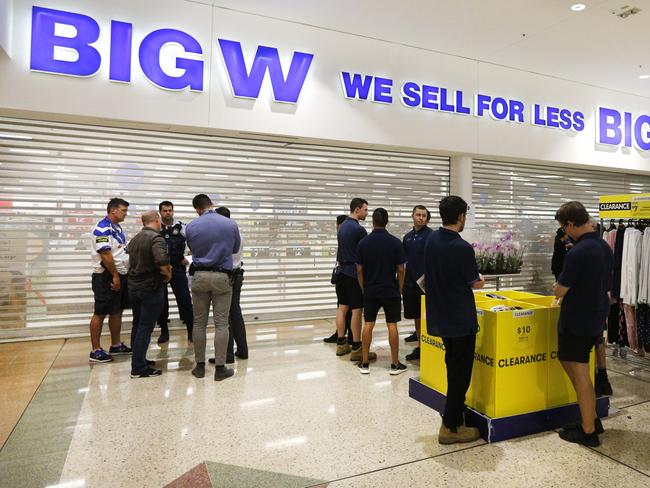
[
  {"x1": 334, "y1": 198, "x2": 376, "y2": 363},
  {"x1": 402, "y1": 205, "x2": 433, "y2": 361},
  {"x1": 553, "y1": 201, "x2": 613, "y2": 447},
  {"x1": 424, "y1": 196, "x2": 485, "y2": 445},
  {"x1": 186, "y1": 194, "x2": 241, "y2": 381},
  {"x1": 356, "y1": 208, "x2": 407, "y2": 375},
  {"x1": 88, "y1": 198, "x2": 133, "y2": 363}
]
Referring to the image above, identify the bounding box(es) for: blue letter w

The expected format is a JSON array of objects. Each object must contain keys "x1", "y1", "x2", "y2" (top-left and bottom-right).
[{"x1": 218, "y1": 39, "x2": 314, "y2": 103}]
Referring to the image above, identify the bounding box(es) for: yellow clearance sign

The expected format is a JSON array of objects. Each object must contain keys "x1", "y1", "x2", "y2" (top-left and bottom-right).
[
  {"x1": 599, "y1": 194, "x2": 633, "y2": 219},
  {"x1": 632, "y1": 195, "x2": 650, "y2": 219}
]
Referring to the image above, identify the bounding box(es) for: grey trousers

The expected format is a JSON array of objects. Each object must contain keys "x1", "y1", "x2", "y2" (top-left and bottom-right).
[{"x1": 191, "y1": 271, "x2": 232, "y2": 365}]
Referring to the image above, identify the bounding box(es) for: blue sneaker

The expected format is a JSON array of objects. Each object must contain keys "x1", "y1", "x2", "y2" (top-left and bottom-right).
[
  {"x1": 109, "y1": 342, "x2": 132, "y2": 355},
  {"x1": 89, "y1": 348, "x2": 113, "y2": 363}
]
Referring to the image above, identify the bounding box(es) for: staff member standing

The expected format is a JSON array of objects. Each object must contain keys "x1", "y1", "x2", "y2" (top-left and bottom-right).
[
  {"x1": 402, "y1": 205, "x2": 433, "y2": 361},
  {"x1": 186, "y1": 194, "x2": 240, "y2": 381},
  {"x1": 157, "y1": 201, "x2": 193, "y2": 344},
  {"x1": 424, "y1": 196, "x2": 485, "y2": 445},
  {"x1": 127, "y1": 211, "x2": 171, "y2": 378},
  {"x1": 208, "y1": 206, "x2": 248, "y2": 364},
  {"x1": 356, "y1": 208, "x2": 407, "y2": 375},
  {"x1": 553, "y1": 201, "x2": 613, "y2": 447},
  {"x1": 88, "y1": 198, "x2": 132, "y2": 363}
]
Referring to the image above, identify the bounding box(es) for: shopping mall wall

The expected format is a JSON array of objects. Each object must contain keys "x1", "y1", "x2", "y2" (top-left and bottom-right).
[{"x1": 1, "y1": 0, "x2": 650, "y2": 173}]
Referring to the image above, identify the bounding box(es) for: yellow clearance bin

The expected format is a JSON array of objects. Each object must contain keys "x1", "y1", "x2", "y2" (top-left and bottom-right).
[
  {"x1": 514, "y1": 295, "x2": 595, "y2": 408},
  {"x1": 421, "y1": 296, "x2": 549, "y2": 418}
]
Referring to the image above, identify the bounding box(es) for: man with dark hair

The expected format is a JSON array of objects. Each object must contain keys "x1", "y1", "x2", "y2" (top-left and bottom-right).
[
  {"x1": 208, "y1": 206, "x2": 248, "y2": 364},
  {"x1": 88, "y1": 198, "x2": 132, "y2": 363},
  {"x1": 425, "y1": 195, "x2": 485, "y2": 444},
  {"x1": 334, "y1": 198, "x2": 377, "y2": 363},
  {"x1": 324, "y1": 214, "x2": 353, "y2": 344},
  {"x1": 156, "y1": 200, "x2": 193, "y2": 344},
  {"x1": 553, "y1": 201, "x2": 613, "y2": 447},
  {"x1": 186, "y1": 194, "x2": 240, "y2": 381},
  {"x1": 356, "y1": 208, "x2": 407, "y2": 375},
  {"x1": 402, "y1": 205, "x2": 433, "y2": 360},
  {"x1": 127, "y1": 211, "x2": 172, "y2": 378}
]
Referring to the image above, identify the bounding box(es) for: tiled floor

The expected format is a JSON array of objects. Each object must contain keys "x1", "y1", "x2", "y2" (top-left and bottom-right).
[{"x1": 1, "y1": 321, "x2": 650, "y2": 488}]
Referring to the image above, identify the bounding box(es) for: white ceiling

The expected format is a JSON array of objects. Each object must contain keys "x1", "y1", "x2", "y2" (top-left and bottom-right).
[{"x1": 208, "y1": 0, "x2": 650, "y2": 98}]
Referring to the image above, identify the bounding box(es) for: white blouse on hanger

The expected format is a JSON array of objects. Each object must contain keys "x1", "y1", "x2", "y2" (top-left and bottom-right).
[
  {"x1": 638, "y1": 229, "x2": 650, "y2": 304},
  {"x1": 621, "y1": 227, "x2": 642, "y2": 306}
]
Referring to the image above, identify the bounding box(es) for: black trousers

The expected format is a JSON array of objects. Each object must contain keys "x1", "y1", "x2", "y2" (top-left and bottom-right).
[
  {"x1": 227, "y1": 269, "x2": 248, "y2": 357},
  {"x1": 442, "y1": 334, "x2": 476, "y2": 429},
  {"x1": 157, "y1": 265, "x2": 193, "y2": 336}
]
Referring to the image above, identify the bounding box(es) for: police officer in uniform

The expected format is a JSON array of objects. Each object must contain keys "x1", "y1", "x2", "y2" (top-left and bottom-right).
[{"x1": 157, "y1": 201, "x2": 194, "y2": 344}]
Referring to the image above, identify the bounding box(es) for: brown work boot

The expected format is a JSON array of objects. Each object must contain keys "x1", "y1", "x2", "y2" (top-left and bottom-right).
[
  {"x1": 349, "y1": 348, "x2": 377, "y2": 362},
  {"x1": 336, "y1": 341, "x2": 352, "y2": 356},
  {"x1": 438, "y1": 424, "x2": 480, "y2": 445}
]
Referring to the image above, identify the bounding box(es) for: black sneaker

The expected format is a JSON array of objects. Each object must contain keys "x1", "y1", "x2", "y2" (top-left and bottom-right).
[
  {"x1": 323, "y1": 332, "x2": 338, "y2": 343},
  {"x1": 563, "y1": 418, "x2": 605, "y2": 435},
  {"x1": 214, "y1": 366, "x2": 234, "y2": 381},
  {"x1": 130, "y1": 368, "x2": 162, "y2": 378},
  {"x1": 390, "y1": 362, "x2": 407, "y2": 375},
  {"x1": 406, "y1": 347, "x2": 421, "y2": 361},
  {"x1": 226, "y1": 355, "x2": 235, "y2": 364},
  {"x1": 404, "y1": 332, "x2": 418, "y2": 343},
  {"x1": 235, "y1": 351, "x2": 248, "y2": 360},
  {"x1": 109, "y1": 342, "x2": 132, "y2": 355},
  {"x1": 559, "y1": 425, "x2": 600, "y2": 447},
  {"x1": 595, "y1": 373, "x2": 613, "y2": 397},
  {"x1": 157, "y1": 333, "x2": 169, "y2": 345},
  {"x1": 358, "y1": 362, "x2": 370, "y2": 374},
  {"x1": 89, "y1": 348, "x2": 113, "y2": 363},
  {"x1": 208, "y1": 357, "x2": 216, "y2": 364},
  {"x1": 146, "y1": 359, "x2": 155, "y2": 367},
  {"x1": 192, "y1": 362, "x2": 205, "y2": 378}
]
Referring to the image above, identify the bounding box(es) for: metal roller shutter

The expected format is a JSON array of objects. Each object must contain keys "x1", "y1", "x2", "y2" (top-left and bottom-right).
[
  {"x1": 0, "y1": 116, "x2": 449, "y2": 337},
  {"x1": 472, "y1": 159, "x2": 650, "y2": 293}
]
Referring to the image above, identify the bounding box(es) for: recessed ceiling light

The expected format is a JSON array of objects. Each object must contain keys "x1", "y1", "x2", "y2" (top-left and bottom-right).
[
  {"x1": 640, "y1": 74, "x2": 650, "y2": 79},
  {"x1": 571, "y1": 4, "x2": 586, "y2": 11}
]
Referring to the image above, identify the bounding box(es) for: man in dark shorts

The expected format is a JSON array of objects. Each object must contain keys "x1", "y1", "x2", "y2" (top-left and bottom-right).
[
  {"x1": 554, "y1": 201, "x2": 613, "y2": 447},
  {"x1": 88, "y1": 198, "x2": 133, "y2": 363},
  {"x1": 334, "y1": 198, "x2": 376, "y2": 362},
  {"x1": 356, "y1": 208, "x2": 407, "y2": 375},
  {"x1": 324, "y1": 215, "x2": 353, "y2": 344},
  {"x1": 402, "y1": 205, "x2": 433, "y2": 360},
  {"x1": 424, "y1": 196, "x2": 485, "y2": 445}
]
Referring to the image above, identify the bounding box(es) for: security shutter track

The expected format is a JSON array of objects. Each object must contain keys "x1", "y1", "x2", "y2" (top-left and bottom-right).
[
  {"x1": 472, "y1": 159, "x2": 650, "y2": 293},
  {"x1": 0, "y1": 116, "x2": 449, "y2": 337}
]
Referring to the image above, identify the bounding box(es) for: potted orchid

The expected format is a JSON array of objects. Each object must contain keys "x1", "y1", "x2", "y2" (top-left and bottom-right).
[{"x1": 472, "y1": 231, "x2": 524, "y2": 275}]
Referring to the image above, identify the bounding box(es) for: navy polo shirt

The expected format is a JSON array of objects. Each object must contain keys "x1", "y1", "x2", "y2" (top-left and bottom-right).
[
  {"x1": 336, "y1": 217, "x2": 368, "y2": 278},
  {"x1": 356, "y1": 228, "x2": 407, "y2": 299},
  {"x1": 557, "y1": 232, "x2": 613, "y2": 336},
  {"x1": 403, "y1": 225, "x2": 433, "y2": 283},
  {"x1": 424, "y1": 228, "x2": 480, "y2": 338}
]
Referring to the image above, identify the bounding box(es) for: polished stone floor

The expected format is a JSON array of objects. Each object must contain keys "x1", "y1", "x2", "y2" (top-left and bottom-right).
[{"x1": 2, "y1": 319, "x2": 650, "y2": 488}]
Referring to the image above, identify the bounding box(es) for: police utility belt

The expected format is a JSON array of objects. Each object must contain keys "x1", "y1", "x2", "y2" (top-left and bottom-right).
[{"x1": 189, "y1": 263, "x2": 233, "y2": 277}]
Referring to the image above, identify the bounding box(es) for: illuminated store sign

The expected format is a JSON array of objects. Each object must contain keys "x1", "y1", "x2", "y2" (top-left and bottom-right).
[{"x1": 25, "y1": 5, "x2": 650, "y2": 152}]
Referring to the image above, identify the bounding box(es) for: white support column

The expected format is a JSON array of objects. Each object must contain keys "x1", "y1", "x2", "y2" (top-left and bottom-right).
[
  {"x1": 0, "y1": 0, "x2": 13, "y2": 59},
  {"x1": 450, "y1": 155, "x2": 475, "y2": 239}
]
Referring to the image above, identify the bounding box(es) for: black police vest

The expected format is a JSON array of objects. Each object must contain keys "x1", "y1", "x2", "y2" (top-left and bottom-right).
[{"x1": 161, "y1": 222, "x2": 186, "y2": 266}]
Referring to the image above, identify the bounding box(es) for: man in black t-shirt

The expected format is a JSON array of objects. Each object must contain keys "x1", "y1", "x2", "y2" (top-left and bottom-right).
[
  {"x1": 424, "y1": 196, "x2": 485, "y2": 445},
  {"x1": 356, "y1": 208, "x2": 408, "y2": 375},
  {"x1": 554, "y1": 201, "x2": 613, "y2": 448}
]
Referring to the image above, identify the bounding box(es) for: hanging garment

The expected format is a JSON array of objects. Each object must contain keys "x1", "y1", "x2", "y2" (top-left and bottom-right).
[
  {"x1": 606, "y1": 228, "x2": 617, "y2": 253},
  {"x1": 607, "y1": 301, "x2": 621, "y2": 344},
  {"x1": 619, "y1": 299, "x2": 629, "y2": 347},
  {"x1": 612, "y1": 226, "x2": 626, "y2": 298},
  {"x1": 638, "y1": 304, "x2": 650, "y2": 352},
  {"x1": 624, "y1": 303, "x2": 639, "y2": 352},
  {"x1": 621, "y1": 228, "x2": 642, "y2": 306},
  {"x1": 638, "y1": 230, "x2": 650, "y2": 304}
]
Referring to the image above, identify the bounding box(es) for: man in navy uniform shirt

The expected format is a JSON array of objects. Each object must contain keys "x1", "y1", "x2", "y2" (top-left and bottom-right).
[
  {"x1": 424, "y1": 196, "x2": 485, "y2": 445},
  {"x1": 553, "y1": 201, "x2": 613, "y2": 447},
  {"x1": 402, "y1": 205, "x2": 433, "y2": 360},
  {"x1": 334, "y1": 198, "x2": 376, "y2": 363},
  {"x1": 157, "y1": 201, "x2": 193, "y2": 344},
  {"x1": 356, "y1": 208, "x2": 407, "y2": 375}
]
